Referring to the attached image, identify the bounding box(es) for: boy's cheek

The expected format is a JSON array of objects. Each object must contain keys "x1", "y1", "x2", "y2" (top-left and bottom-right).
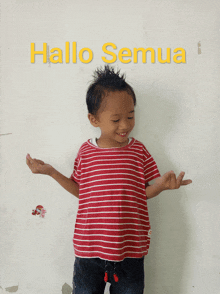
[{"x1": 130, "y1": 121, "x2": 135, "y2": 130}]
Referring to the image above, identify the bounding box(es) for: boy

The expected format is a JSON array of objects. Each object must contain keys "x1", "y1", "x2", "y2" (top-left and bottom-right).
[{"x1": 26, "y1": 66, "x2": 192, "y2": 294}]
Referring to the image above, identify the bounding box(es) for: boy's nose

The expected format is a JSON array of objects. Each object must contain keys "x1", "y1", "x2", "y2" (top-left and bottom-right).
[{"x1": 119, "y1": 120, "x2": 130, "y2": 130}]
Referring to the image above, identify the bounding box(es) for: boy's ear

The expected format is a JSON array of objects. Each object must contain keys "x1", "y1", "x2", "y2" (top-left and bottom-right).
[{"x1": 88, "y1": 113, "x2": 99, "y2": 127}]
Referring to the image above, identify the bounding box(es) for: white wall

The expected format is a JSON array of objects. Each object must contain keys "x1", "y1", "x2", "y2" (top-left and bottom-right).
[{"x1": 1, "y1": 0, "x2": 220, "y2": 293}]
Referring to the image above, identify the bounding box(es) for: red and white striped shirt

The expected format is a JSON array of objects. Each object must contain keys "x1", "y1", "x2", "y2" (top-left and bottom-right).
[{"x1": 70, "y1": 137, "x2": 160, "y2": 262}]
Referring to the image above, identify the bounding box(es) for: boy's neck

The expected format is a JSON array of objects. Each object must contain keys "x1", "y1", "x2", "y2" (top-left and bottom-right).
[{"x1": 96, "y1": 137, "x2": 129, "y2": 148}]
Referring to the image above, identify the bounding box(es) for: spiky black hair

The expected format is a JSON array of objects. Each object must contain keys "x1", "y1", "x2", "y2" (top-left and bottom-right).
[{"x1": 86, "y1": 65, "x2": 136, "y2": 115}]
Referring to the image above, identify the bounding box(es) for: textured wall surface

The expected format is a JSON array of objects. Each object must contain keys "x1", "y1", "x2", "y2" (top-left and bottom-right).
[{"x1": 1, "y1": 0, "x2": 220, "y2": 293}]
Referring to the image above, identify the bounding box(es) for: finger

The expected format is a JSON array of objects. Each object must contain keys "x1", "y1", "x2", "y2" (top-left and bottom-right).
[
  {"x1": 170, "y1": 171, "x2": 177, "y2": 189},
  {"x1": 176, "y1": 171, "x2": 185, "y2": 188},
  {"x1": 181, "y1": 179, "x2": 192, "y2": 186},
  {"x1": 27, "y1": 155, "x2": 42, "y2": 167},
  {"x1": 26, "y1": 154, "x2": 39, "y2": 172},
  {"x1": 26, "y1": 153, "x2": 34, "y2": 164},
  {"x1": 26, "y1": 154, "x2": 33, "y2": 166},
  {"x1": 26, "y1": 158, "x2": 31, "y2": 167},
  {"x1": 163, "y1": 170, "x2": 174, "y2": 179}
]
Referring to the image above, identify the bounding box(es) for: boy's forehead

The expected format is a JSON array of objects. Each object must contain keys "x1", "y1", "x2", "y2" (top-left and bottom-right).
[
  {"x1": 95, "y1": 90, "x2": 135, "y2": 117},
  {"x1": 110, "y1": 110, "x2": 134, "y2": 117},
  {"x1": 104, "y1": 91, "x2": 134, "y2": 109}
]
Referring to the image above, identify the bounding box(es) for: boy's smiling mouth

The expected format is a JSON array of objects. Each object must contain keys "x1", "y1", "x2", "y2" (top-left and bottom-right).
[{"x1": 117, "y1": 132, "x2": 128, "y2": 137}]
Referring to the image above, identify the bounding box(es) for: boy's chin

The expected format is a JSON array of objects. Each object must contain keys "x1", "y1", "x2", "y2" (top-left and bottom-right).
[{"x1": 115, "y1": 135, "x2": 129, "y2": 144}]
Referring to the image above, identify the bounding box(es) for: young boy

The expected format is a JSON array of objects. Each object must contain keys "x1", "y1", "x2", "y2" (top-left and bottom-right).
[{"x1": 26, "y1": 66, "x2": 192, "y2": 294}]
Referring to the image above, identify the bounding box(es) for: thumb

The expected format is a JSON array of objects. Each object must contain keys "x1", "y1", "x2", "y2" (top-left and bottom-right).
[
  {"x1": 26, "y1": 154, "x2": 45, "y2": 166},
  {"x1": 26, "y1": 153, "x2": 34, "y2": 164}
]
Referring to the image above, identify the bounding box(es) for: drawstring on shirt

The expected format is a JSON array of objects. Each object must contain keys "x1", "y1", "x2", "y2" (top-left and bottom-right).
[{"x1": 104, "y1": 261, "x2": 119, "y2": 283}]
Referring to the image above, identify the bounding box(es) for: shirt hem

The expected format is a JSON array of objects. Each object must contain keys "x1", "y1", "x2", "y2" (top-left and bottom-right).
[{"x1": 74, "y1": 251, "x2": 148, "y2": 262}]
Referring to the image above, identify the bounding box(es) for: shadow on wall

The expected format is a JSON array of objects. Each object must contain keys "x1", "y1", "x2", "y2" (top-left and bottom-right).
[
  {"x1": 62, "y1": 283, "x2": 72, "y2": 294},
  {"x1": 145, "y1": 190, "x2": 189, "y2": 294},
  {"x1": 0, "y1": 283, "x2": 73, "y2": 294},
  {"x1": 0, "y1": 285, "x2": 18, "y2": 293},
  {"x1": 134, "y1": 85, "x2": 190, "y2": 294}
]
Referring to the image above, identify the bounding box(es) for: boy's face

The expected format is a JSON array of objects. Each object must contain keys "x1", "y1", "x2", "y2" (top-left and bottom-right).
[{"x1": 88, "y1": 91, "x2": 135, "y2": 148}]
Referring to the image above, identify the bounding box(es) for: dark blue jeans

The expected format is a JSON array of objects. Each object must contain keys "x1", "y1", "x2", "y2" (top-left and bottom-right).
[{"x1": 72, "y1": 256, "x2": 145, "y2": 294}]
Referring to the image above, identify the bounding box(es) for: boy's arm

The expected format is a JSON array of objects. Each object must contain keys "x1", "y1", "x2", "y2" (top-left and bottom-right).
[
  {"x1": 146, "y1": 171, "x2": 192, "y2": 199},
  {"x1": 50, "y1": 169, "x2": 79, "y2": 198},
  {"x1": 26, "y1": 154, "x2": 79, "y2": 198},
  {"x1": 145, "y1": 183, "x2": 164, "y2": 199}
]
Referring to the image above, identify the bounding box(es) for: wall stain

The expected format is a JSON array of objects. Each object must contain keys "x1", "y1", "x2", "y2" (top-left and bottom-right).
[
  {"x1": 198, "y1": 41, "x2": 201, "y2": 54},
  {"x1": 5, "y1": 285, "x2": 18, "y2": 292},
  {"x1": 0, "y1": 133, "x2": 12, "y2": 136},
  {"x1": 62, "y1": 283, "x2": 72, "y2": 294}
]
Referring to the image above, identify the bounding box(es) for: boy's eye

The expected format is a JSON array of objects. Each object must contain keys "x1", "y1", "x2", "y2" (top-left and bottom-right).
[{"x1": 112, "y1": 117, "x2": 134, "y2": 122}]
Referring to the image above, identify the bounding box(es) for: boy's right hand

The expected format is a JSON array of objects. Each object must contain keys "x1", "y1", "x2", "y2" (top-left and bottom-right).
[{"x1": 26, "y1": 154, "x2": 54, "y2": 176}]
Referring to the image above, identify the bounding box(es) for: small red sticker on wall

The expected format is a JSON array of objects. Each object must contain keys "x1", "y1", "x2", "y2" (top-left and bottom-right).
[{"x1": 32, "y1": 205, "x2": 47, "y2": 218}]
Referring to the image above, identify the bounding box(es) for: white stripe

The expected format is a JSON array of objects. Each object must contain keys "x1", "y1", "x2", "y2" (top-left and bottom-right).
[
  {"x1": 145, "y1": 167, "x2": 159, "y2": 174},
  {"x1": 79, "y1": 193, "x2": 147, "y2": 203},
  {"x1": 78, "y1": 200, "x2": 147, "y2": 212},
  {"x1": 74, "y1": 232, "x2": 148, "y2": 238},
  {"x1": 75, "y1": 222, "x2": 150, "y2": 228},
  {"x1": 82, "y1": 153, "x2": 144, "y2": 163},
  {"x1": 74, "y1": 170, "x2": 80, "y2": 177},
  {"x1": 77, "y1": 157, "x2": 81, "y2": 167},
  {"x1": 77, "y1": 211, "x2": 149, "y2": 220},
  {"x1": 144, "y1": 160, "x2": 155, "y2": 168},
  {"x1": 74, "y1": 237, "x2": 149, "y2": 244},
  {"x1": 79, "y1": 177, "x2": 145, "y2": 187},
  {"x1": 80, "y1": 182, "x2": 145, "y2": 192},
  {"x1": 79, "y1": 188, "x2": 145, "y2": 197},
  {"x1": 145, "y1": 169, "x2": 160, "y2": 176},
  {"x1": 82, "y1": 162, "x2": 143, "y2": 170},
  {"x1": 78, "y1": 199, "x2": 147, "y2": 210},
  {"x1": 74, "y1": 244, "x2": 147, "y2": 250},
  {"x1": 76, "y1": 216, "x2": 150, "y2": 224},
  {"x1": 79, "y1": 167, "x2": 143, "y2": 177},
  {"x1": 74, "y1": 227, "x2": 147, "y2": 232},
  {"x1": 76, "y1": 172, "x2": 144, "y2": 181},
  {"x1": 78, "y1": 196, "x2": 147, "y2": 209},
  {"x1": 81, "y1": 148, "x2": 143, "y2": 158},
  {"x1": 81, "y1": 148, "x2": 141, "y2": 155},
  {"x1": 74, "y1": 250, "x2": 148, "y2": 257},
  {"x1": 143, "y1": 155, "x2": 153, "y2": 161},
  {"x1": 145, "y1": 164, "x2": 157, "y2": 172},
  {"x1": 78, "y1": 206, "x2": 148, "y2": 215}
]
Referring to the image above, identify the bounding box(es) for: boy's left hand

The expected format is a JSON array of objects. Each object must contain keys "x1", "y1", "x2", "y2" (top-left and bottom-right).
[{"x1": 155, "y1": 171, "x2": 192, "y2": 191}]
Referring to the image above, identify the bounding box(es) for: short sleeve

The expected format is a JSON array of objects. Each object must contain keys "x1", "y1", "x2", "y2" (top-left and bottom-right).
[
  {"x1": 70, "y1": 150, "x2": 82, "y2": 184},
  {"x1": 143, "y1": 145, "x2": 161, "y2": 183}
]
